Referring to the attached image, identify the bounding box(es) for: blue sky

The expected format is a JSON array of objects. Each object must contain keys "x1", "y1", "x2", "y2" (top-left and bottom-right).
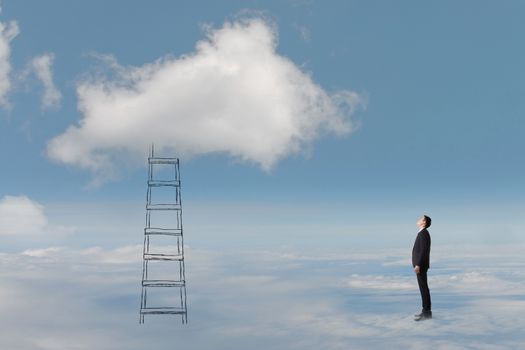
[
  {"x1": 1, "y1": 1, "x2": 524, "y2": 348},
  {"x1": 1, "y1": 0, "x2": 523, "y2": 202},
  {"x1": 1, "y1": 0, "x2": 523, "y2": 249}
]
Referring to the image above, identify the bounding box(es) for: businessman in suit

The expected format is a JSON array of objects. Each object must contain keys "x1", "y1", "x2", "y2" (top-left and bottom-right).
[{"x1": 412, "y1": 215, "x2": 432, "y2": 321}]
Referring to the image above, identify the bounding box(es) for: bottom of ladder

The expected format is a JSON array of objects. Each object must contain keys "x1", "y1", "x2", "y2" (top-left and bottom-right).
[{"x1": 140, "y1": 307, "x2": 186, "y2": 315}]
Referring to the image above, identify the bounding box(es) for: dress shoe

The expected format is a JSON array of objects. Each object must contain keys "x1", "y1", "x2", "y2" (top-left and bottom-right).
[
  {"x1": 414, "y1": 311, "x2": 432, "y2": 317},
  {"x1": 414, "y1": 312, "x2": 432, "y2": 321}
]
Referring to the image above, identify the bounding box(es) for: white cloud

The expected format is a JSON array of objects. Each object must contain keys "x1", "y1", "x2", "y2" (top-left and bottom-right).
[
  {"x1": 22, "y1": 246, "x2": 63, "y2": 257},
  {"x1": 47, "y1": 17, "x2": 364, "y2": 184},
  {"x1": 25, "y1": 53, "x2": 62, "y2": 109},
  {"x1": 0, "y1": 195, "x2": 75, "y2": 237},
  {"x1": 26, "y1": 244, "x2": 170, "y2": 264},
  {"x1": 77, "y1": 244, "x2": 142, "y2": 264},
  {"x1": 0, "y1": 6, "x2": 19, "y2": 109},
  {"x1": 346, "y1": 270, "x2": 525, "y2": 297},
  {"x1": 347, "y1": 274, "x2": 415, "y2": 290},
  {"x1": 16, "y1": 245, "x2": 143, "y2": 264},
  {"x1": 0, "y1": 195, "x2": 48, "y2": 235}
]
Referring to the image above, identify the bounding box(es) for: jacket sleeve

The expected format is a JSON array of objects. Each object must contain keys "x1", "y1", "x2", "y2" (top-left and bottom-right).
[{"x1": 416, "y1": 232, "x2": 430, "y2": 266}]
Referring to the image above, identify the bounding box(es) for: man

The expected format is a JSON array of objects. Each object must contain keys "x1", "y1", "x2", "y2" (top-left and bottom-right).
[{"x1": 412, "y1": 215, "x2": 432, "y2": 321}]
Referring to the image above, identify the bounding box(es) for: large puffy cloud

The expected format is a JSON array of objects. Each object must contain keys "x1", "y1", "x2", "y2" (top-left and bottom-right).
[
  {"x1": 0, "y1": 195, "x2": 48, "y2": 235},
  {"x1": 47, "y1": 18, "x2": 363, "y2": 183},
  {"x1": 0, "y1": 5, "x2": 19, "y2": 109}
]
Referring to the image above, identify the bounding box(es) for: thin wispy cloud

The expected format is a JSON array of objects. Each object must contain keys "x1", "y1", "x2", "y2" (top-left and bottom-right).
[
  {"x1": 348, "y1": 274, "x2": 415, "y2": 290},
  {"x1": 294, "y1": 23, "x2": 311, "y2": 42},
  {"x1": 47, "y1": 17, "x2": 364, "y2": 184},
  {"x1": 0, "y1": 4, "x2": 19, "y2": 110},
  {"x1": 0, "y1": 6, "x2": 61, "y2": 112},
  {"x1": 22, "y1": 246, "x2": 63, "y2": 257},
  {"x1": 23, "y1": 53, "x2": 62, "y2": 109}
]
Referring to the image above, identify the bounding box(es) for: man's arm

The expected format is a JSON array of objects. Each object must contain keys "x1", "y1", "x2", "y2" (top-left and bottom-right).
[{"x1": 414, "y1": 232, "x2": 430, "y2": 273}]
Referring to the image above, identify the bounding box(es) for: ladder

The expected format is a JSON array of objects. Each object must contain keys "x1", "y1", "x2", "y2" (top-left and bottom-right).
[{"x1": 140, "y1": 145, "x2": 187, "y2": 324}]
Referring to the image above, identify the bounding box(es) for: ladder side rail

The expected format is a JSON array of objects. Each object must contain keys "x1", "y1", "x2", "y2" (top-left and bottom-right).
[
  {"x1": 175, "y1": 159, "x2": 187, "y2": 323},
  {"x1": 177, "y1": 161, "x2": 185, "y2": 258},
  {"x1": 183, "y1": 285, "x2": 188, "y2": 324},
  {"x1": 179, "y1": 286, "x2": 184, "y2": 319}
]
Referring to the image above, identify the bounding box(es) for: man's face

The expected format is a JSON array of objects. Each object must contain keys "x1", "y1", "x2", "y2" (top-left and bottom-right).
[{"x1": 417, "y1": 216, "x2": 426, "y2": 228}]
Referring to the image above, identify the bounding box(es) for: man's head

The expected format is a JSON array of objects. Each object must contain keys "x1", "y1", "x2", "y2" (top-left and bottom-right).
[{"x1": 417, "y1": 215, "x2": 432, "y2": 229}]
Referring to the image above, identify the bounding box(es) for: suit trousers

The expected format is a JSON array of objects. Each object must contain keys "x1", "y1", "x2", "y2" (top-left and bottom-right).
[{"x1": 417, "y1": 270, "x2": 431, "y2": 312}]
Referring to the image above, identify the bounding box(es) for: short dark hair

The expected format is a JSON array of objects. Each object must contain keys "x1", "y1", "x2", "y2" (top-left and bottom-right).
[{"x1": 423, "y1": 215, "x2": 432, "y2": 228}]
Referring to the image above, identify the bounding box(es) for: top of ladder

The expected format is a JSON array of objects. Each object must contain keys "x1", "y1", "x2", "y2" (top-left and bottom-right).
[{"x1": 148, "y1": 144, "x2": 179, "y2": 164}]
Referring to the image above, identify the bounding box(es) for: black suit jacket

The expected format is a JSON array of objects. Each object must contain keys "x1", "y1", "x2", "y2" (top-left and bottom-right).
[{"x1": 412, "y1": 228, "x2": 431, "y2": 271}]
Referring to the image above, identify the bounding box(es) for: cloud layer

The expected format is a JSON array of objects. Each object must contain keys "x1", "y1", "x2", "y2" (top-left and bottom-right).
[
  {"x1": 0, "y1": 7, "x2": 19, "y2": 109},
  {"x1": 47, "y1": 18, "x2": 363, "y2": 182},
  {"x1": 1, "y1": 243, "x2": 525, "y2": 349}
]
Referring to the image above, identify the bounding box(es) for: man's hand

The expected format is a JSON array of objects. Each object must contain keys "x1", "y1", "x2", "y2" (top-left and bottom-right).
[{"x1": 414, "y1": 265, "x2": 421, "y2": 274}]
